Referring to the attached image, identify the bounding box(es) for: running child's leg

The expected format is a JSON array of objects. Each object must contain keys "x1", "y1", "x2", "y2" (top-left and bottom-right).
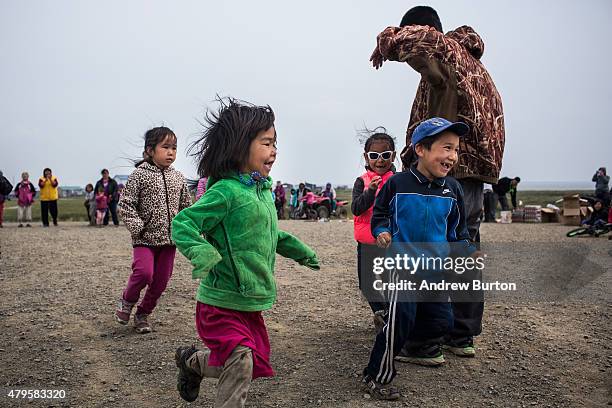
[
  {"x1": 175, "y1": 344, "x2": 222, "y2": 403},
  {"x1": 136, "y1": 246, "x2": 175, "y2": 316},
  {"x1": 176, "y1": 344, "x2": 253, "y2": 407},
  {"x1": 357, "y1": 243, "x2": 388, "y2": 335},
  {"x1": 123, "y1": 247, "x2": 155, "y2": 302},
  {"x1": 116, "y1": 247, "x2": 155, "y2": 325},
  {"x1": 132, "y1": 246, "x2": 175, "y2": 333},
  {"x1": 122, "y1": 247, "x2": 155, "y2": 304},
  {"x1": 364, "y1": 298, "x2": 417, "y2": 395},
  {"x1": 186, "y1": 347, "x2": 222, "y2": 378},
  {"x1": 215, "y1": 345, "x2": 253, "y2": 408},
  {"x1": 398, "y1": 302, "x2": 453, "y2": 365},
  {"x1": 357, "y1": 243, "x2": 388, "y2": 314}
]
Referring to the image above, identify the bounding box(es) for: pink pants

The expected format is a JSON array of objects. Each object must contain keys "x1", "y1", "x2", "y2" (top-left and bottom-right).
[{"x1": 122, "y1": 246, "x2": 176, "y2": 316}]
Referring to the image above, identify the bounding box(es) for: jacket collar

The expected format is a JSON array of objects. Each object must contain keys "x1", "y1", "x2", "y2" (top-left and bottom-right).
[
  {"x1": 365, "y1": 169, "x2": 394, "y2": 179},
  {"x1": 139, "y1": 161, "x2": 174, "y2": 173},
  {"x1": 209, "y1": 172, "x2": 273, "y2": 190},
  {"x1": 409, "y1": 164, "x2": 446, "y2": 187}
]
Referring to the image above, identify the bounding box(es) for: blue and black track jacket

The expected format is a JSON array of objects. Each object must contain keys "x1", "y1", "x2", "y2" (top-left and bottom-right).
[{"x1": 371, "y1": 165, "x2": 476, "y2": 257}]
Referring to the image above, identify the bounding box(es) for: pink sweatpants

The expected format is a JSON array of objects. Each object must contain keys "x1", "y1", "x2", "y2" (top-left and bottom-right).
[{"x1": 122, "y1": 246, "x2": 176, "y2": 316}]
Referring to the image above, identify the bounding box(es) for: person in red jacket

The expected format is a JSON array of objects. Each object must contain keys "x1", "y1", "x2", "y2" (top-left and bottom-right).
[{"x1": 352, "y1": 128, "x2": 395, "y2": 332}]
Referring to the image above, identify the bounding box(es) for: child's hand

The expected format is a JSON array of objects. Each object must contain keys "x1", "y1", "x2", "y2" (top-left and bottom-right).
[
  {"x1": 376, "y1": 232, "x2": 392, "y2": 248},
  {"x1": 298, "y1": 256, "x2": 320, "y2": 271},
  {"x1": 368, "y1": 176, "x2": 382, "y2": 191}
]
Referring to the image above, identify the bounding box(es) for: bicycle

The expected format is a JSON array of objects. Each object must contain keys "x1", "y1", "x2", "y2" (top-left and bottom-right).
[{"x1": 566, "y1": 222, "x2": 612, "y2": 238}]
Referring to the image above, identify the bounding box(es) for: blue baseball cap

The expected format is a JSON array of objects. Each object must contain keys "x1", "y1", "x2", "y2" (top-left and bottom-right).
[{"x1": 411, "y1": 117, "x2": 469, "y2": 146}]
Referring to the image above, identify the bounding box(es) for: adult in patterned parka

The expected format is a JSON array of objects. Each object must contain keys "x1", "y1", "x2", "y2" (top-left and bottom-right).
[{"x1": 369, "y1": 6, "x2": 505, "y2": 358}]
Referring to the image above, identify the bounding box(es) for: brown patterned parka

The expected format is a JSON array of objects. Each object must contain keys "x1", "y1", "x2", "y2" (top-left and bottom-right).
[{"x1": 373, "y1": 24, "x2": 505, "y2": 184}]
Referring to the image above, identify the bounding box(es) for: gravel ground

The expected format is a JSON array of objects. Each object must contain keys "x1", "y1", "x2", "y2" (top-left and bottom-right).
[{"x1": 0, "y1": 221, "x2": 610, "y2": 407}]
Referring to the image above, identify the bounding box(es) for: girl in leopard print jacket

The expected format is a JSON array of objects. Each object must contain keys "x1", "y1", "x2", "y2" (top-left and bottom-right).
[{"x1": 115, "y1": 126, "x2": 192, "y2": 333}]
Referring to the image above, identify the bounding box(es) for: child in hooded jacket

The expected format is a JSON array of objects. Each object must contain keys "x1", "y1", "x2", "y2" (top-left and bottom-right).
[
  {"x1": 116, "y1": 126, "x2": 192, "y2": 333},
  {"x1": 171, "y1": 98, "x2": 319, "y2": 408}
]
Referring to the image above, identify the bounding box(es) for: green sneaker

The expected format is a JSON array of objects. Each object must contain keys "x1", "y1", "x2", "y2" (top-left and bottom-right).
[
  {"x1": 394, "y1": 343, "x2": 445, "y2": 366},
  {"x1": 443, "y1": 337, "x2": 475, "y2": 357}
]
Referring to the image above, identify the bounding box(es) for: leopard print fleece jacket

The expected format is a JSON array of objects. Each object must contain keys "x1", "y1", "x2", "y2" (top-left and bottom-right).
[{"x1": 118, "y1": 162, "x2": 192, "y2": 247}]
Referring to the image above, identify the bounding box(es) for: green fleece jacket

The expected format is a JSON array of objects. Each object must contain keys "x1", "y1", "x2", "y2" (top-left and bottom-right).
[{"x1": 172, "y1": 173, "x2": 319, "y2": 312}]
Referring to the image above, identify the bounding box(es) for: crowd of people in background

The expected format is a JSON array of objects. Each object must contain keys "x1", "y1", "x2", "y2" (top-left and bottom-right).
[
  {"x1": 1, "y1": 167, "x2": 611, "y2": 229},
  {"x1": 0, "y1": 167, "x2": 128, "y2": 228},
  {"x1": 0, "y1": 168, "x2": 62, "y2": 228},
  {"x1": 0, "y1": 163, "x2": 349, "y2": 228}
]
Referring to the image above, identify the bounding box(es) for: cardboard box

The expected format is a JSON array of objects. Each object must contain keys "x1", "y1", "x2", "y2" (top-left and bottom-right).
[
  {"x1": 560, "y1": 215, "x2": 581, "y2": 226},
  {"x1": 540, "y1": 207, "x2": 559, "y2": 223},
  {"x1": 560, "y1": 194, "x2": 590, "y2": 226},
  {"x1": 562, "y1": 194, "x2": 580, "y2": 216}
]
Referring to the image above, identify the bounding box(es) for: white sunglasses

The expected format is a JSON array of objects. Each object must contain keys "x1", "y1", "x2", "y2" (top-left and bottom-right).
[{"x1": 366, "y1": 151, "x2": 394, "y2": 161}]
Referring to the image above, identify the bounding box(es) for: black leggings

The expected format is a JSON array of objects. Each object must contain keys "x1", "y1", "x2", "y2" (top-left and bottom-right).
[
  {"x1": 41, "y1": 200, "x2": 58, "y2": 226},
  {"x1": 357, "y1": 243, "x2": 388, "y2": 314}
]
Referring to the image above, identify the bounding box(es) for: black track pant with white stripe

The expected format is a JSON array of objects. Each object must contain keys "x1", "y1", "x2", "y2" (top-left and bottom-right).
[{"x1": 365, "y1": 300, "x2": 453, "y2": 384}]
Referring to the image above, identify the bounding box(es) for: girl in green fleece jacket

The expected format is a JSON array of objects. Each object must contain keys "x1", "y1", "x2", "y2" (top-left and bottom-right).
[{"x1": 172, "y1": 98, "x2": 319, "y2": 407}]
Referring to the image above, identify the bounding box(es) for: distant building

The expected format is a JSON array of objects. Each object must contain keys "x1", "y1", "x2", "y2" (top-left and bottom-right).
[
  {"x1": 304, "y1": 182, "x2": 318, "y2": 192},
  {"x1": 114, "y1": 175, "x2": 129, "y2": 186},
  {"x1": 58, "y1": 186, "x2": 85, "y2": 198}
]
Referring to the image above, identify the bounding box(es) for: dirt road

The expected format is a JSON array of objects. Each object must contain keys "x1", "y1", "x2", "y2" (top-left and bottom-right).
[{"x1": 0, "y1": 221, "x2": 610, "y2": 407}]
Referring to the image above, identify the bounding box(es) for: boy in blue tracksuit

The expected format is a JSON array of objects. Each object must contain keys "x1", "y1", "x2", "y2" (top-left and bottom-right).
[{"x1": 361, "y1": 117, "x2": 478, "y2": 400}]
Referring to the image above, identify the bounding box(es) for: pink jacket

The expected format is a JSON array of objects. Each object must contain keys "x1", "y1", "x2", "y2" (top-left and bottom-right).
[
  {"x1": 353, "y1": 170, "x2": 393, "y2": 244},
  {"x1": 17, "y1": 182, "x2": 35, "y2": 207}
]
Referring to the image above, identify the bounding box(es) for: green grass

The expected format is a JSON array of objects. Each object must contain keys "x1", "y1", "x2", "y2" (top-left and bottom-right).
[
  {"x1": 512, "y1": 190, "x2": 591, "y2": 207},
  {"x1": 3, "y1": 198, "x2": 91, "y2": 222},
  {"x1": 2, "y1": 189, "x2": 590, "y2": 223}
]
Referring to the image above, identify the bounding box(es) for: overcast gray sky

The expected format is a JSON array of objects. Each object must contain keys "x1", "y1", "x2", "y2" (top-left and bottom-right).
[{"x1": 1, "y1": 0, "x2": 610, "y2": 188}]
